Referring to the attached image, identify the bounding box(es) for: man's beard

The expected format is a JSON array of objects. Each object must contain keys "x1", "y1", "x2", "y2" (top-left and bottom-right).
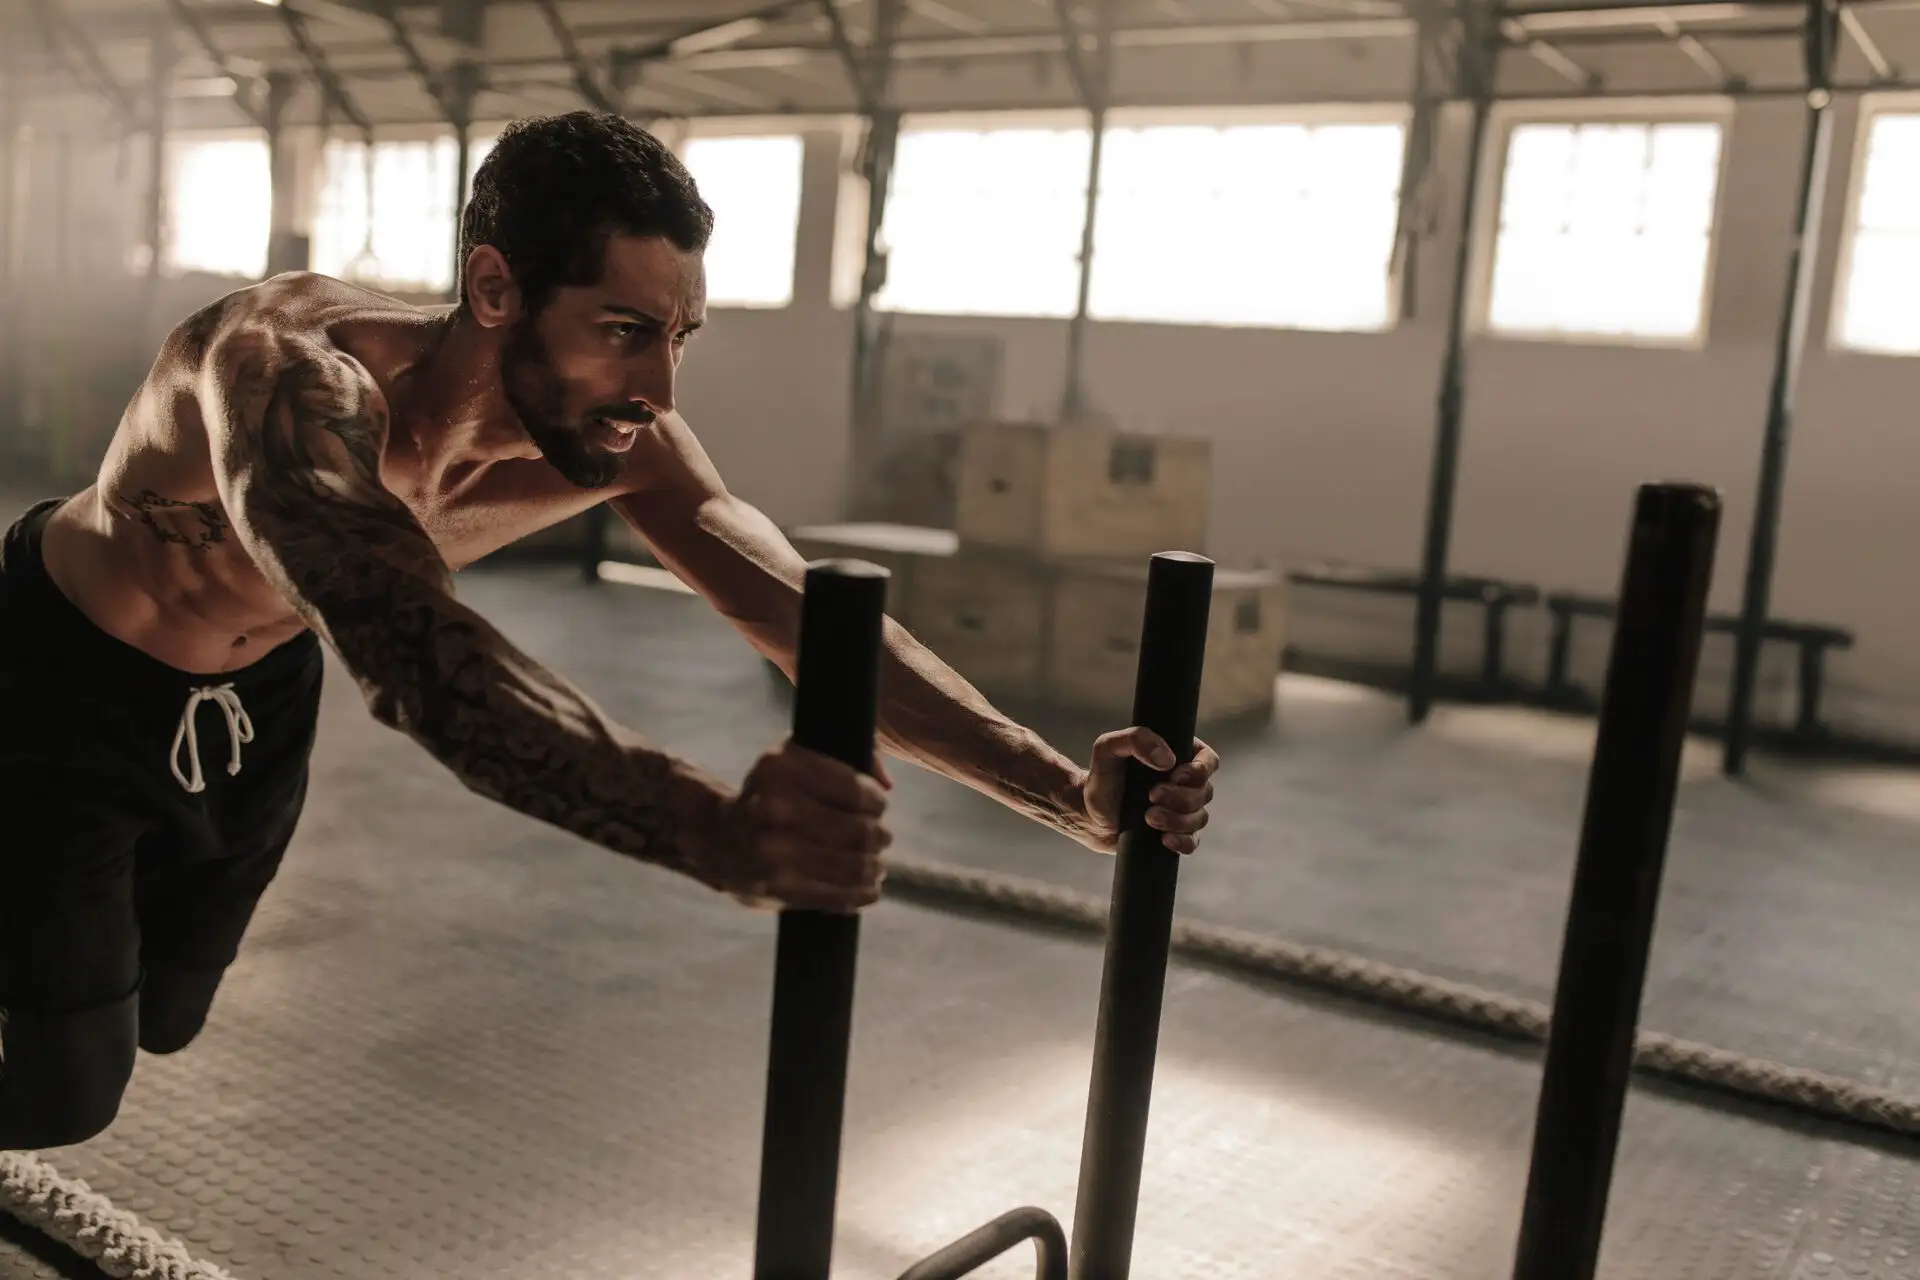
[{"x1": 501, "y1": 317, "x2": 632, "y2": 490}]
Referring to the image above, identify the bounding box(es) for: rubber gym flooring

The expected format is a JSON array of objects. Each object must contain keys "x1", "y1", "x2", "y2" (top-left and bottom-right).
[{"x1": 4, "y1": 509, "x2": 1920, "y2": 1277}]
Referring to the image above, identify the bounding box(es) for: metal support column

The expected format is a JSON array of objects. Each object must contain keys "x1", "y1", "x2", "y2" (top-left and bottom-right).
[
  {"x1": 848, "y1": 106, "x2": 899, "y2": 497},
  {"x1": 144, "y1": 22, "x2": 175, "y2": 291},
  {"x1": 0, "y1": 63, "x2": 16, "y2": 390},
  {"x1": 264, "y1": 72, "x2": 303, "y2": 277},
  {"x1": 48, "y1": 129, "x2": 76, "y2": 480},
  {"x1": 1409, "y1": 1, "x2": 1498, "y2": 725},
  {"x1": 448, "y1": 60, "x2": 480, "y2": 301},
  {"x1": 53, "y1": 132, "x2": 71, "y2": 293},
  {"x1": 824, "y1": 0, "x2": 903, "y2": 516},
  {"x1": 1393, "y1": 4, "x2": 1442, "y2": 323},
  {"x1": 0, "y1": 62, "x2": 15, "y2": 298},
  {"x1": 1059, "y1": 0, "x2": 1117, "y2": 423},
  {"x1": 1724, "y1": 0, "x2": 1838, "y2": 776},
  {"x1": 0, "y1": 62, "x2": 17, "y2": 473}
]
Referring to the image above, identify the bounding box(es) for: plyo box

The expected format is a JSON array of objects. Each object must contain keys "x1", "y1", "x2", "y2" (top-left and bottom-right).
[
  {"x1": 788, "y1": 523, "x2": 1048, "y2": 701},
  {"x1": 904, "y1": 551, "x2": 1053, "y2": 702},
  {"x1": 955, "y1": 421, "x2": 1211, "y2": 562},
  {"x1": 1048, "y1": 563, "x2": 1286, "y2": 725},
  {"x1": 787, "y1": 523, "x2": 960, "y2": 620},
  {"x1": 782, "y1": 520, "x2": 1273, "y2": 723}
]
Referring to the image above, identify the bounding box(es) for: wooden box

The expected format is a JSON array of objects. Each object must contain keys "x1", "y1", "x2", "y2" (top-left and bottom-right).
[
  {"x1": 786, "y1": 523, "x2": 958, "y2": 627},
  {"x1": 903, "y1": 552, "x2": 1052, "y2": 702},
  {"x1": 850, "y1": 429, "x2": 962, "y2": 528},
  {"x1": 1046, "y1": 565, "x2": 1285, "y2": 724},
  {"x1": 954, "y1": 421, "x2": 1211, "y2": 562}
]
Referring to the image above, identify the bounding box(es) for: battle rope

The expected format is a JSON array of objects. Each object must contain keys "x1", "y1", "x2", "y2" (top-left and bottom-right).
[
  {"x1": 0, "y1": 1151, "x2": 238, "y2": 1280},
  {"x1": 5, "y1": 856, "x2": 1915, "y2": 1280},
  {"x1": 883, "y1": 856, "x2": 1920, "y2": 1143}
]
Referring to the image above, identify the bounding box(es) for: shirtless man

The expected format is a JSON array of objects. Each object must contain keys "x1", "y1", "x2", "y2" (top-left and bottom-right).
[{"x1": 0, "y1": 111, "x2": 1220, "y2": 1152}]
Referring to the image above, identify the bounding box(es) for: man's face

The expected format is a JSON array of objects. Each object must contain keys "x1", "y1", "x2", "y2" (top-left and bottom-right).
[{"x1": 501, "y1": 234, "x2": 707, "y2": 490}]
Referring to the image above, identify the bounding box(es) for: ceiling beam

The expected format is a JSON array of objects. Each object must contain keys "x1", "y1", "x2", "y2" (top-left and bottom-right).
[
  {"x1": 905, "y1": 0, "x2": 990, "y2": 34},
  {"x1": 452, "y1": 72, "x2": 1920, "y2": 116},
  {"x1": 532, "y1": 0, "x2": 619, "y2": 111},
  {"x1": 1052, "y1": 0, "x2": 1097, "y2": 103},
  {"x1": 1499, "y1": 16, "x2": 1600, "y2": 84},
  {"x1": 602, "y1": 1, "x2": 814, "y2": 113},
  {"x1": 31, "y1": 0, "x2": 140, "y2": 125},
  {"x1": 1501, "y1": 2, "x2": 1799, "y2": 32},
  {"x1": 162, "y1": 0, "x2": 267, "y2": 123},
  {"x1": 277, "y1": 0, "x2": 477, "y2": 62},
  {"x1": 1652, "y1": 10, "x2": 1739, "y2": 86},
  {"x1": 269, "y1": 14, "x2": 1430, "y2": 90},
  {"x1": 1841, "y1": 5, "x2": 1896, "y2": 79},
  {"x1": 1514, "y1": 22, "x2": 1800, "y2": 44},
  {"x1": 377, "y1": 0, "x2": 463, "y2": 120},
  {"x1": 817, "y1": 0, "x2": 874, "y2": 109},
  {"x1": 640, "y1": 61, "x2": 778, "y2": 109},
  {"x1": 279, "y1": 2, "x2": 374, "y2": 134}
]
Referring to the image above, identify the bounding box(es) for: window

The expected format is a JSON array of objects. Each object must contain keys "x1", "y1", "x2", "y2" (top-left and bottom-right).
[
  {"x1": 165, "y1": 137, "x2": 271, "y2": 279},
  {"x1": 1485, "y1": 119, "x2": 1723, "y2": 342},
  {"x1": 1089, "y1": 120, "x2": 1405, "y2": 331},
  {"x1": 680, "y1": 134, "x2": 804, "y2": 308},
  {"x1": 1835, "y1": 110, "x2": 1920, "y2": 354},
  {"x1": 313, "y1": 135, "x2": 489, "y2": 293},
  {"x1": 874, "y1": 123, "x2": 1093, "y2": 318}
]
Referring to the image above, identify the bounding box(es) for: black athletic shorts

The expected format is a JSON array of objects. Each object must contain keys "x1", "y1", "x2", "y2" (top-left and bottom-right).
[{"x1": 0, "y1": 496, "x2": 323, "y2": 1057}]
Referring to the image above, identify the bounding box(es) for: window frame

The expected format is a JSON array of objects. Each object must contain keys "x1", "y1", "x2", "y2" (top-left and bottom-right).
[
  {"x1": 308, "y1": 124, "x2": 505, "y2": 296},
  {"x1": 1469, "y1": 95, "x2": 1737, "y2": 351},
  {"x1": 1093, "y1": 100, "x2": 1413, "y2": 333},
  {"x1": 672, "y1": 116, "x2": 820, "y2": 312},
  {"x1": 863, "y1": 108, "x2": 1097, "y2": 320},
  {"x1": 312, "y1": 129, "x2": 466, "y2": 294},
  {"x1": 842, "y1": 103, "x2": 1413, "y2": 326},
  {"x1": 1827, "y1": 89, "x2": 1920, "y2": 358},
  {"x1": 162, "y1": 127, "x2": 274, "y2": 281},
  {"x1": 831, "y1": 109, "x2": 1099, "y2": 314}
]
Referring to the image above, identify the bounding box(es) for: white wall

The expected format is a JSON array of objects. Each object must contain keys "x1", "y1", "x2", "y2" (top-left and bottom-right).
[{"x1": 672, "y1": 101, "x2": 1920, "y2": 746}]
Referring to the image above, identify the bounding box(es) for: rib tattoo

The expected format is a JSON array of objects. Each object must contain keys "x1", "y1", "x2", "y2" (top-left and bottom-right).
[
  {"x1": 212, "y1": 335, "x2": 757, "y2": 899},
  {"x1": 115, "y1": 489, "x2": 230, "y2": 550}
]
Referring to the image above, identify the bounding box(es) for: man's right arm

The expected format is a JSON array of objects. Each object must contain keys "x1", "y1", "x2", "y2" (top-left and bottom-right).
[{"x1": 197, "y1": 325, "x2": 766, "y2": 896}]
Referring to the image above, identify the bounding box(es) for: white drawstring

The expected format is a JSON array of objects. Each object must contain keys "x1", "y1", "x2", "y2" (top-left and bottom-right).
[{"x1": 170, "y1": 684, "x2": 255, "y2": 795}]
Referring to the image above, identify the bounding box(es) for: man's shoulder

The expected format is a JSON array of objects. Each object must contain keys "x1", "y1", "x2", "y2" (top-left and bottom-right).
[{"x1": 167, "y1": 273, "x2": 426, "y2": 371}]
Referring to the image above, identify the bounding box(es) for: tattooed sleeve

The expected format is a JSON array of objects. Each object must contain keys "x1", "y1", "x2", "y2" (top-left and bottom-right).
[{"x1": 202, "y1": 327, "x2": 751, "y2": 892}]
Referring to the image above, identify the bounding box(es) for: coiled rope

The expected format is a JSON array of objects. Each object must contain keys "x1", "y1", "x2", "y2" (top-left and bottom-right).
[
  {"x1": 883, "y1": 856, "x2": 1920, "y2": 1143},
  {"x1": 0, "y1": 1151, "x2": 238, "y2": 1280}
]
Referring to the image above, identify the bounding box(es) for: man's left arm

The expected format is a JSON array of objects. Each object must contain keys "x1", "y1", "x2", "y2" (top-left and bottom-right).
[{"x1": 609, "y1": 414, "x2": 1219, "y2": 856}]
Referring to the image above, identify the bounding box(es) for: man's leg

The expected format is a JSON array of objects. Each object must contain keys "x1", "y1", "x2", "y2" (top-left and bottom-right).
[
  {"x1": 134, "y1": 771, "x2": 307, "y2": 1057},
  {"x1": 135, "y1": 640, "x2": 321, "y2": 1056},
  {"x1": 0, "y1": 499, "x2": 148, "y2": 1148},
  {"x1": 0, "y1": 794, "x2": 144, "y2": 1150}
]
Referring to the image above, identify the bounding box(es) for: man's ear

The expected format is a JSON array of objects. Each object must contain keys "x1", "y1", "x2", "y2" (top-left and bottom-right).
[{"x1": 463, "y1": 245, "x2": 520, "y2": 328}]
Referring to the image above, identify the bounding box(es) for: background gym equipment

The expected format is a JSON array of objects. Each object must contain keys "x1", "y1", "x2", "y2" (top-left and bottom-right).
[{"x1": 754, "y1": 481, "x2": 1719, "y2": 1280}]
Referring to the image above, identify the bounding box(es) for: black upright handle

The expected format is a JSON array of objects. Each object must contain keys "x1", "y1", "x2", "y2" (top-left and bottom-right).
[
  {"x1": 1070, "y1": 551, "x2": 1214, "y2": 1280},
  {"x1": 1512, "y1": 483, "x2": 1721, "y2": 1280},
  {"x1": 754, "y1": 559, "x2": 890, "y2": 1280}
]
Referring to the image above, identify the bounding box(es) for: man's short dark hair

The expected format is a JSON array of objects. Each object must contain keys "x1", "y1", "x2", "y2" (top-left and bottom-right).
[{"x1": 458, "y1": 111, "x2": 714, "y2": 313}]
